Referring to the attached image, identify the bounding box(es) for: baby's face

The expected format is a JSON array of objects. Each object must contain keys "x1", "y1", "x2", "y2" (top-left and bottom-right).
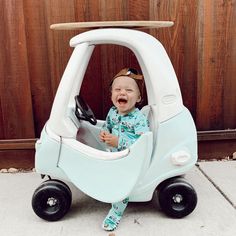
[{"x1": 111, "y1": 76, "x2": 141, "y2": 115}]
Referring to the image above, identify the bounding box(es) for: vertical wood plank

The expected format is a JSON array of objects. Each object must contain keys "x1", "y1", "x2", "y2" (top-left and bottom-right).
[
  {"x1": 179, "y1": 0, "x2": 198, "y2": 120},
  {"x1": 197, "y1": 0, "x2": 231, "y2": 130},
  {"x1": 197, "y1": 0, "x2": 218, "y2": 130},
  {"x1": 23, "y1": 0, "x2": 54, "y2": 137},
  {"x1": 0, "y1": 0, "x2": 35, "y2": 139},
  {"x1": 44, "y1": 0, "x2": 77, "y2": 96},
  {"x1": 0, "y1": 99, "x2": 4, "y2": 139},
  {"x1": 222, "y1": 0, "x2": 236, "y2": 129}
]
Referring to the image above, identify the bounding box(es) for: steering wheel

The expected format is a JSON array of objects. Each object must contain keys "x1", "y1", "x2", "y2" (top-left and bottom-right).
[{"x1": 75, "y1": 95, "x2": 97, "y2": 125}]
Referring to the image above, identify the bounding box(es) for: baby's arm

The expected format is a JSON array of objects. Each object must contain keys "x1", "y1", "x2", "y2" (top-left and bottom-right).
[{"x1": 100, "y1": 109, "x2": 112, "y2": 141}]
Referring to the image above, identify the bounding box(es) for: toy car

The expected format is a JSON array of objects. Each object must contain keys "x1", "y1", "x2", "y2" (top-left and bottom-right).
[{"x1": 32, "y1": 24, "x2": 198, "y2": 222}]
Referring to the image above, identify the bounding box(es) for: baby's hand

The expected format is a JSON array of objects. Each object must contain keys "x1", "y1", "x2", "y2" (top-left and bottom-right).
[
  {"x1": 102, "y1": 133, "x2": 118, "y2": 148},
  {"x1": 99, "y1": 131, "x2": 109, "y2": 142}
]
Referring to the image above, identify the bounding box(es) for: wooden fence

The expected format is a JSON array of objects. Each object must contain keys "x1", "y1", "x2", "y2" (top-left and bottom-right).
[{"x1": 0, "y1": 0, "x2": 236, "y2": 168}]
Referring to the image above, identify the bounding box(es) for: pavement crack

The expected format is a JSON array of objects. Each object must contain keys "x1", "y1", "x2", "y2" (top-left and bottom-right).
[{"x1": 197, "y1": 165, "x2": 236, "y2": 209}]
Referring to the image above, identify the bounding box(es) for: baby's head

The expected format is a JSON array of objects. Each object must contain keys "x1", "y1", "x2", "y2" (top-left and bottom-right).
[{"x1": 110, "y1": 68, "x2": 144, "y2": 115}]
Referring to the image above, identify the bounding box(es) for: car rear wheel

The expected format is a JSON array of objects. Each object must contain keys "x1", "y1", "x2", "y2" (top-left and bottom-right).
[{"x1": 155, "y1": 177, "x2": 197, "y2": 218}]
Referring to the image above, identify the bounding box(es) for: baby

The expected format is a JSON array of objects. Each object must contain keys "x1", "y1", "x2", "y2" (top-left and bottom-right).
[{"x1": 100, "y1": 68, "x2": 149, "y2": 231}]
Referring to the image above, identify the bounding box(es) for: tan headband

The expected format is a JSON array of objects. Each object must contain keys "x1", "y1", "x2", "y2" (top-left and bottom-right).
[
  {"x1": 113, "y1": 68, "x2": 143, "y2": 80},
  {"x1": 110, "y1": 68, "x2": 144, "y2": 97}
]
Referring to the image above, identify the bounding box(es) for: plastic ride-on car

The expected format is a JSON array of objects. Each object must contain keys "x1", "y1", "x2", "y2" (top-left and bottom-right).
[{"x1": 32, "y1": 27, "x2": 198, "y2": 222}]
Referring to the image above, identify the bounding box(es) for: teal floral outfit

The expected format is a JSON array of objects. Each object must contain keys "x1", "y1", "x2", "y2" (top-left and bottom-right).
[
  {"x1": 101, "y1": 106, "x2": 149, "y2": 231},
  {"x1": 102, "y1": 106, "x2": 149, "y2": 151}
]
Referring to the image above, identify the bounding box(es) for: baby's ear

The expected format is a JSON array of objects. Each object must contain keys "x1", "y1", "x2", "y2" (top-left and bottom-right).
[{"x1": 137, "y1": 95, "x2": 141, "y2": 103}]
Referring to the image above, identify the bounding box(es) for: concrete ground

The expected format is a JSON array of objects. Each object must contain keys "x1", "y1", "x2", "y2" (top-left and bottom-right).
[{"x1": 0, "y1": 161, "x2": 236, "y2": 236}]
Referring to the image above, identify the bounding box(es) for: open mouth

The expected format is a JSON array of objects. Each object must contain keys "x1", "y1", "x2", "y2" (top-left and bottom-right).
[{"x1": 118, "y1": 98, "x2": 127, "y2": 104}]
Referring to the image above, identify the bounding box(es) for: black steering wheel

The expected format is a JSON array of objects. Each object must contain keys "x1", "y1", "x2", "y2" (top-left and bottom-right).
[{"x1": 75, "y1": 95, "x2": 97, "y2": 125}]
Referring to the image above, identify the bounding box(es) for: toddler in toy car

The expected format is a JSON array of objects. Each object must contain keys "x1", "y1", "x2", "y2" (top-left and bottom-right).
[{"x1": 99, "y1": 68, "x2": 149, "y2": 231}]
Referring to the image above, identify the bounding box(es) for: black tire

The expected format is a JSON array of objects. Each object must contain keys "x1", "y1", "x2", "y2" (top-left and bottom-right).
[
  {"x1": 32, "y1": 179, "x2": 72, "y2": 221},
  {"x1": 157, "y1": 178, "x2": 197, "y2": 218}
]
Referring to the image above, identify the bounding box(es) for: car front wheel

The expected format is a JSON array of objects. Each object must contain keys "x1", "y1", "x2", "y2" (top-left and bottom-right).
[{"x1": 32, "y1": 179, "x2": 72, "y2": 221}]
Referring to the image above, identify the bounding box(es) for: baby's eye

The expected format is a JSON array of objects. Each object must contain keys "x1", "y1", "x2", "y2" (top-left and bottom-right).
[
  {"x1": 126, "y1": 89, "x2": 133, "y2": 92},
  {"x1": 114, "y1": 88, "x2": 121, "y2": 92}
]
